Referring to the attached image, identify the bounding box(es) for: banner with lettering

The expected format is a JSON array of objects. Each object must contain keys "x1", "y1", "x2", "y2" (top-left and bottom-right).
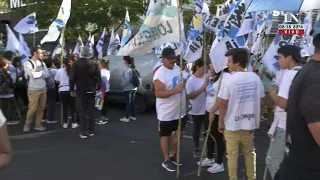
[
  {"x1": 236, "y1": 12, "x2": 255, "y2": 37},
  {"x1": 209, "y1": 0, "x2": 246, "y2": 73},
  {"x1": 203, "y1": 13, "x2": 228, "y2": 33},
  {"x1": 117, "y1": 0, "x2": 179, "y2": 56},
  {"x1": 183, "y1": 0, "x2": 206, "y2": 63},
  {"x1": 301, "y1": 11, "x2": 315, "y2": 55}
]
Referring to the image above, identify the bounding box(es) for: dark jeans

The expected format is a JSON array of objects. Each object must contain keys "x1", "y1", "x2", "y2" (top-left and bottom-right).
[
  {"x1": 60, "y1": 91, "x2": 77, "y2": 124},
  {"x1": 14, "y1": 86, "x2": 28, "y2": 106},
  {"x1": 275, "y1": 157, "x2": 320, "y2": 180},
  {"x1": 46, "y1": 88, "x2": 57, "y2": 122},
  {"x1": 0, "y1": 97, "x2": 19, "y2": 121},
  {"x1": 76, "y1": 93, "x2": 95, "y2": 134},
  {"x1": 124, "y1": 90, "x2": 136, "y2": 118},
  {"x1": 101, "y1": 92, "x2": 109, "y2": 117},
  {"x1": 192, "y1": 114, "x2": 205, "y2": 148},
  {"x1": 204, "y1": 111, "x2": 225, "y2": 164}
]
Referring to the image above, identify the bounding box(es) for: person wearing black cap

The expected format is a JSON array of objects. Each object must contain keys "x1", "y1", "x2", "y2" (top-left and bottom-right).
[
  {"x1": 153, "y1": 47, "x2": 186, "y2": 172},
  {"x1": 274, "y1": 21, "x2": 320, "y2": 180},
  {"x1": 265, "y1": 45, "x2": 302, "y2": 179}
]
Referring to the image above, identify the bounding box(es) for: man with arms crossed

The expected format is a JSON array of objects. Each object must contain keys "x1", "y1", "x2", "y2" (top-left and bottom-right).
[
  {"x1": 274, "y1": 19, "x2": 320, "y2": 180},
  {"x1": 218, "y1": 48, "x2": 265, "y2": 180},
  {"x1": 153, "y1": 47, "x2": 186, "y2": 172}
]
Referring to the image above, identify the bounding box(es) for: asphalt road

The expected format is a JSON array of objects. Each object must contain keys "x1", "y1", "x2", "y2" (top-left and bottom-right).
[{"x1": 1, "y1": 105, "x2": 271, "y2": 180}]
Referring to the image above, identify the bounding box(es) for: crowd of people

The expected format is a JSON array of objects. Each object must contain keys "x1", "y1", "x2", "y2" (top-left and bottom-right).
[{"x1": 153, "y1": 30, "x2": 320, "y2": 179}]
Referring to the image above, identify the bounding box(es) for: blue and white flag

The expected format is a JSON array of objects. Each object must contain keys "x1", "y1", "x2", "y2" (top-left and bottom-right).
[
  {"x1": 5, "y1": 25, "x2": 28, "y2": 62},
  {"x1": 18, "y1": 33, "x2": 31, "y2": 57},
  {"x1": 209, "y1": 0, "x2": 246, "y2": 73},
  {"x1": 120, "y1": 10, "x2": 131, "y2": 47},
  {"x1": 85, "y1": 34, "x2": 94, "y2": 55},
  {"x1": 40, "y1": 0, "x2": 71, "y2": 44},
  {"x1": 96, "y1": 28, "x2": 106, "y2": 58},
  {"x1": 73, "y1": 35, "x2": 84, "y2": 55},
  {"x1": 107, "y1": 28, "x2": 120, "y2": 55},
  {"x1": 51, "y1": 43, "x2": 63, "y2": 58},
  {"x1": 14, "y1": 12, "x2": 38, "y2": 34}
]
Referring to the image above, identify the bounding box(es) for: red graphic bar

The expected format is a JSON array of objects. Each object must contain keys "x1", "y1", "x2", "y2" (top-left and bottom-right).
[{"x1": 278, "y1": 29, "x2": 304, "y2": 35}]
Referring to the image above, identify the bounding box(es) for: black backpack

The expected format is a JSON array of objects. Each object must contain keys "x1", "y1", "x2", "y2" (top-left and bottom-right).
[{"x1": 131, "y1": 68, "x2": 142, "y2": 88}]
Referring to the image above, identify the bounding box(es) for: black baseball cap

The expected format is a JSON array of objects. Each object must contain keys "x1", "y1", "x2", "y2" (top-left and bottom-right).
[{"x1": 161, "y1": 47, "x2": 176, "y2": 59}]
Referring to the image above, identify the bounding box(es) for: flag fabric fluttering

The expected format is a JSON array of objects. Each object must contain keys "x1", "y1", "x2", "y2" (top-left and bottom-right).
[
  {"x1": 73, "y1": 35, "x2": 84, "y2": 55},
  {"x1": 209, "y1": 0, "x2": 246, "y2": 73},
  {"x1": 51, "y1": 43, "x2": 63, "y2": 58},
  {"x1": 120, "y1": 10, "x2": 131, "y2": 47},
  {"x1": 40, "y1": 0, "x2": 71, "y2": 44},
  {"x1": 5, "y1": 25, "x2": 28, "y2": 62},
  {"x1": 14, "y1": 12, "x2": 39, "y2": 34},
  {"x1": 85, "y1": 34, "x2": 95, "y2": 55},
  {"x1": 107, "y1": 28, "x2": 120, "y2": 55},
  {"x1": 19, "y1": 33, "x2": 31, "y2": 57},
  {"x1": 117, "y1": 0, "x2": 180, "y2": 56},
  {"x1": 96, "y1": 28, "x2": 106, "y2": 59}
]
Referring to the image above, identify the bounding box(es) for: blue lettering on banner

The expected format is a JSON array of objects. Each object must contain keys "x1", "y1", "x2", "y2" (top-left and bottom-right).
[
  {"x1": 236, "y1": 81, "x2": 258, "y2": 103},
  {"x1": 235, "y1": 113, "x2": 255, "y2": 121},
  {"x1": 221, "y1": 1, "x2": 245, "y2": 39},
  {"x1": 189, "y1": 32, "x2": 204, "y2": 53}
]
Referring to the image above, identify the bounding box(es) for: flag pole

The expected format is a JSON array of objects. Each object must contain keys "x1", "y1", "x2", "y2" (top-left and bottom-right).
[
  {"x1": 176, "y1": 0, "x2": 183, "y2": 178},
  {"x1": 33, "y1": 32, "x2": 36, "y2": 46}
]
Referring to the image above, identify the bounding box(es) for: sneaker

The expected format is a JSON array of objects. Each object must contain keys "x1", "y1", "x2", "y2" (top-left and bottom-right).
[
  {"x1": 41, "y1": 119, "x2": 48, "y2": 123},
  {"x1": 34, "y1": 125, "x2": 46, "y2": 131},
  {"x1": 71, "y1": 123, "x2": 79, "y2": 129},
  {"x1": 161, "y1": 159, "x2": 177, "y2": 172},
  {"x1": 170, "y1": 155, "x2": 183, "y2": 166},
  {"x1": 47, "y1": 120, "x2": 58, "y2": 124},
  {"x1": 197, "y1": 158, "x2": 215, "y2": 167},
  {"x1": 6, "y1": 120, "x2": 20, "y2": 125},
  {"x1": 193, "y1": 148, "x2": 201, "y2": 157},
  {"x1": 96, "y1": 117, "x2": 108, "y2": 125},
  {"x1": 129, "y1": 116, "x2": 136, "y2": 121},
  {"x1": 79, "y1": 133, "x2": 88, "y2": 139},
  {"x1": 23, "y1": 124, "x2": 31, "y2": 132},
  {"x1": 207, "y1": 163, "x2": 224, "y2": 174},
  {"x1": 120, "y1": 117, "x2": 130, "y2": 122},
  {"x1": 88, "y1": 132, "x2": 94, "y2": 137},
  {"x1": 63, "y1": 123, "x2": 68, "y2": 129}
]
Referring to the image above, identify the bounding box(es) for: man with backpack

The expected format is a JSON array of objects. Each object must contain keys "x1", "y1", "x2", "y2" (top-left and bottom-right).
[
  {"x1": 120, "y1": 56, "x2": 141, "y2": 123},
  {"x1": 23, "y1": 47, "x2": 50, "y2": 132}
]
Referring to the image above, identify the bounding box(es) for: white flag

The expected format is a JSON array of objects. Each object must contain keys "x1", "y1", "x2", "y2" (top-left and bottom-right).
[
  {"x1": 18, "y1": 33, "x2": 31, "y2": 57},
  {"x1": 117, "y1": 0, "x2": 180, "y2": 56},
  {"x1": 73, "y1": 35, "x2": 83, "y2": 55},
  {"x1": 107, "y1": 28, "x2": 120, "y2": 55},
  {"x1": 96, "y1": 28, "x2": 106, "y2": 59},
  {"x1": 40, "y1": 0, "x2": 71, "y2": 44},
  {"x1": 14, "y1": 12, "x2": 38, "y2": 34},
  {"x1": 5, "y1": 25, "x2": 28, "y2": 62}
]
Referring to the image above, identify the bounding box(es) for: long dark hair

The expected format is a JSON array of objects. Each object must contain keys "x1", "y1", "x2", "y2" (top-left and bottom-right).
[
  {"x1": 63, "y1": 58, "x2": 72, "y2": 76},
  {"x1": 123, "y1": 56, "x2": 136, "y2": 68},
  {"x1": 212, "y1": 67, "x2": 230, "y2": 83},
  {"x1": 191, "y1": 59, "x2": 204, "y2": 74}
]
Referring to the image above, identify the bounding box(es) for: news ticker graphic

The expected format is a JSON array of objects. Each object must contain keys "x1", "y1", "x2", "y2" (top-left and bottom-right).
[{"x1": 278, "y1": 24, "x2": 304, "y2": 35}]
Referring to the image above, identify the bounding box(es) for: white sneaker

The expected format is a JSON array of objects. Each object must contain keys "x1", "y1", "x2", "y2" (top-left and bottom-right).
[
  {"x1": 63, "y1": 123, "x2": 68, "y2": 129},
  {"x1": 129, "y1": 116, "x2": 136, "y2": 121},
  {"x1": 120, "y1": 117, "x2": 130, "y2": 122},
  {"x1": 197, "y1": 158, "x2": 215, "y2": 167},
  {"x1": 72, "y1": 123, "x2": 79, "y2": 129},
  {"x1": 207, "y1": 163, "x2": 224, "y2": 174}
]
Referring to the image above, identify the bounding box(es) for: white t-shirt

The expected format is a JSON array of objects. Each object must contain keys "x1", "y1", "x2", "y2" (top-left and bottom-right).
[
  {"x1": 100, "y1": 69, "x2": 111, "y2": 92},
  {"x1": 206, "y1": 72, "x2": 231, "y2": 113},
  {"x1": 0, "y1": 109, "x2": 6, "y2": 127},
  {"x1": 153, "y1": 65, "x2": 186, "y2": 121},
  {"x1": 186, "y1": 75, "x2": 206, "y2": 115},
  {"x1": 274, "y1": 66, "x2": 301, "y2": 129},
  {"x1": 55, "y1": 68, "x2": 70, "y2": 92},
  {"x1": 218, "y1": 72, "x2": 265, "y2": 131}
]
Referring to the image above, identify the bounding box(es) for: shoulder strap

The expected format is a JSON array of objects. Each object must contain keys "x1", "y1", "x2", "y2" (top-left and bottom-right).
[
  {"x1": 293, "y1": 67, "x2": 301, "y2": 71},
  {"x1": 28, "y1": 60, "x2": 35, "y2": 69}
]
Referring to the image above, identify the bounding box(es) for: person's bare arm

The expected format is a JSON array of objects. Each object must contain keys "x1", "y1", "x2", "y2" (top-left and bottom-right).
[
  {"x1": 218, "y1": 99, "x2": 228, "y2": 133},
  {"x1": 308, "y1": 123, "x2": 320, "y2": 146},
  {"x1": 268, "y1": 87, "x2": 287, "y2": 109},
  {"x1": 0, "y1": 124, "x2": 11, "y2": 168},
  {"x1": 153, "y1": 80, "x2": 181, "y2": 98},
  {"x1": 187, "y1": 85, "x2": 205, "y2": 99}
]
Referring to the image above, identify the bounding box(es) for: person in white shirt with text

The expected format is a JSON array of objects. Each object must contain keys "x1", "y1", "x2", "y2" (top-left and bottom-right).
[
  {"x1": 153, "y1": 47, "x2": 186, "y2": 172},
  {"x1": 218, "y1": 48, "x2": 265, "y2": 180}
]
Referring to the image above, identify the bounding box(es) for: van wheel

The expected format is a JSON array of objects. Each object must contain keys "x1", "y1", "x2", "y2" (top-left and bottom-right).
[{"x1": 136, "y1": 94, "x2": 147, "y2": 113}]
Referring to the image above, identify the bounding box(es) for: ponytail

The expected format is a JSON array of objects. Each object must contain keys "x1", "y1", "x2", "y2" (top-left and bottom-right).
[{"x1": 123, "y1": 56, "x2": 136, "y2": 69}]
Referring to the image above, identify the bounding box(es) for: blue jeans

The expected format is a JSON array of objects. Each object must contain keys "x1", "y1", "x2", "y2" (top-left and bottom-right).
[
  {"x1": 124, "y1": 90, "x2": 136, "y2": 118},
  {"x1": 266, "y1": 127, "x2": 286, "y2": 179},
  {"x1": 46, "y1": 88, "x2": 57, "y2": 122}
]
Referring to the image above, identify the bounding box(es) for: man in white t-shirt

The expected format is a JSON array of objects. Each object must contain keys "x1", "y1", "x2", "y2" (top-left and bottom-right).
[
  {"x1": 218, "y1": 48, "x2": 265, "y2": 180},
  {"x1": 266, "y1": 45, "x2": 302, "y2": 178},
  {"x1": 153, "y1": 47, "x2": 186, "y2": 172}
]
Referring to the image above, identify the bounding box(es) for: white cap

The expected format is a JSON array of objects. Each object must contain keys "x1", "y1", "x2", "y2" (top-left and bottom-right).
[{"x1": 301, "y1": 49, "x2": 311, "y2": 58}]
